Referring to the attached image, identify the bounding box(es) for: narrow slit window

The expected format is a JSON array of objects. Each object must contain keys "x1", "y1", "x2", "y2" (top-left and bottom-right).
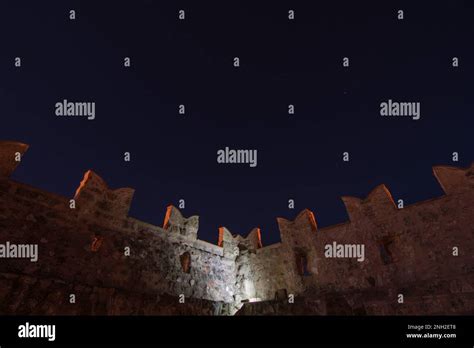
[{"x1": 180, "y1": 252, "x2": 191, "y2": 273}]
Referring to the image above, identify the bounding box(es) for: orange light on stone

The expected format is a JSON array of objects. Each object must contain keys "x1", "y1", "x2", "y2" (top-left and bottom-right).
[
  {"x1": 255, "y1": 228, "x2": 263, "y2": 249},
  {"x1": 91, "y1": 236, "x2": 103, "y2": 252},
  {"x1": 74, "y1": 170, "x2": 92, "y2": 199},
  {"x1": 163, "y1": 205, "x2": 173, "y2": 229},
  {"x1": 307, "y1": 211, "x2": 317, "y2": 232},
  {"x1": 180, "y1": 252, "x2": 191, "y2": 273},
  {"x1": 218, "y1": 227, "x2": 225, "y2": 247}
]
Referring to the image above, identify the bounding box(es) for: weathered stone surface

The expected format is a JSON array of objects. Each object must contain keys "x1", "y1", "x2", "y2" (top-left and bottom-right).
[
  {"x1": 0, "y1": 140, "x2": 473, "y2": 315},
  {"x1": 0, "y1": 141, "x2": 28, "y2": 178},
  {"x1": 74, "y1": 170, "x2": 135, "y2": 218},
  {"x1": 238, "y1": 274, "x2": 474, "y2": 315},
  {"x1": 0, "y1": 273, "x2": 220, "y2": 315},
  {"x1": 163, "y1": 205, "x2": 199, "y2": 240}
]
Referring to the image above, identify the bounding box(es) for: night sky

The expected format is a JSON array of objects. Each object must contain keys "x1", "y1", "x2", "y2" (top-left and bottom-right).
[{"x1": 1, "y1": 1, "x2": 473, "y2": 245}]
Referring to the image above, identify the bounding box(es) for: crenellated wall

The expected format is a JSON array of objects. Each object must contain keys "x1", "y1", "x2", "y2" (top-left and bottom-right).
[
  {"x1": 0, "y1": 140, "x2": 473, "y2": 315},
  {"x1": 0, "y1": 141, "x2": 239, "y2": 314},
  {"x1": 234, "y1": 166, "x2": 474, "y2": 314}
]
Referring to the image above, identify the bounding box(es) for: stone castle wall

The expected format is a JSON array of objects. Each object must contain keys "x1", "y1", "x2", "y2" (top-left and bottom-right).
[
  {"x1": 0, "y1": 141, "x2": 238, "y2": 314},
  {"x1": 0, "y1": 140, "x2": 473, "y2": 315},
  {"x1": 233, "y1": 164, "x2": 474, "y2": 314}
]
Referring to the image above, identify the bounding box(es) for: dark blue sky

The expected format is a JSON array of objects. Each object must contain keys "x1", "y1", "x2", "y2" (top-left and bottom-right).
[{"x1": 1, "y1": 1, "x2": 473, "y2": 245}]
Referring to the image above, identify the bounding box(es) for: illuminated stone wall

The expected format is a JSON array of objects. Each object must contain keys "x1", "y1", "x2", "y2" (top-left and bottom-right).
[
  {"x1": 235, "y1": 164, "x2": 474, "y2": 314},
  {"x1": 0, "y1": 141, "x2": 238, "y2": 315},
  {"x1": 0, "y1": 140, "x2": 473, "y2": 315}
]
